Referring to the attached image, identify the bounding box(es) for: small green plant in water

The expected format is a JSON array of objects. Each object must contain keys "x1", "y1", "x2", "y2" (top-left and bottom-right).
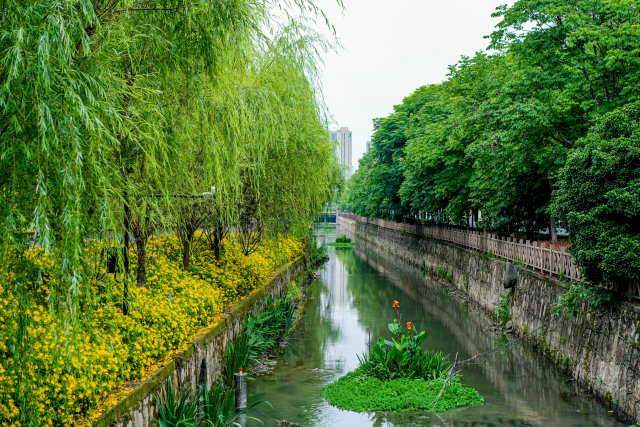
[
  {"x1": 224, "y1": 294, "x2": 297, "y2": 385},
  {"x1": 155, "y1": 377, "x2": 199, "y2": 427},
  {"x1": 335, "y1": 235, "x2": 351, "y2": 243},
  {"x1": 322, "y1": 373, "x2": 482, "y2": 413},
  {"x1": 155, "y1": 378, "x2": 264, "y2": 427}
]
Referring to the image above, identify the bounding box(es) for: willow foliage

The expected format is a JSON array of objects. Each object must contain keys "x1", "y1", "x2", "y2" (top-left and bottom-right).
[{"x1": 0, "y1": 0, "x2": 341, "y2": 423}]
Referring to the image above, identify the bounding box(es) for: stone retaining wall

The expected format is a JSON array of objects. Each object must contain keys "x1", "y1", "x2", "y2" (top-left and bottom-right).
[
  {"x1": 339, "y1": 216, "x2": 640, "y2": 424},
  {"x1": 94, "y1": 256, "x2": 307, "y2": 427}
]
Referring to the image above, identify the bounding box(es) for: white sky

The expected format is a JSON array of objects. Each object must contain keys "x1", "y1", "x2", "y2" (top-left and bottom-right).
[{"x1": 310, "y1": 0, "x2": 509, "y2": 170}]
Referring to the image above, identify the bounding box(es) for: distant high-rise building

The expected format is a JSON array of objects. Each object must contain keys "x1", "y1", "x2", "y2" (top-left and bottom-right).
[
  {"x1": 365, "y1": 141, "x2": 372, "y2": 153},
  {"x1": 331, "y1": 127, "x2": 353, "y2": 178}
]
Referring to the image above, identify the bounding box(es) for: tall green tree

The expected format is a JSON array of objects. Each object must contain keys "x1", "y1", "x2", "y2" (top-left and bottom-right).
[{"x1": 552, "y1": 102, "x2": 640, "y2": 286}]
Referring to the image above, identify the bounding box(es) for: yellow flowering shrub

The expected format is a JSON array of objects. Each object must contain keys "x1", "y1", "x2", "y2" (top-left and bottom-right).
[{"x1": 0, "y1": 233, "x2": 303, "y2": 426}]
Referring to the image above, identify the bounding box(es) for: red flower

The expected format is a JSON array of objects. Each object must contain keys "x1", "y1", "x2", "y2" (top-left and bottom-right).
[
  {"x1": 393, "y1": 301, "x2": 399, "y2": 308},
  {"x1": 407, "y1": 322, "x2": 413, "y2": 330}
]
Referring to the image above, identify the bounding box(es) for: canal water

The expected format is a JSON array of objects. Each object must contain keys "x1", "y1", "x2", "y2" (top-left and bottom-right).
[{"x1": 246, "y1": 226, "x2": 626, "y2": 427}]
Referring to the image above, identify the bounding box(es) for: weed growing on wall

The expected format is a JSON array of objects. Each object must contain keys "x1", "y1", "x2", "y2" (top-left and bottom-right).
[
  {"x1": 426, "y1": 264, "x2": 453, "y2": 283},
  {"x1": 493, "y1": 291, "x2": 512, "y2": 329},
  {"x1": 553, "y1": 281, "x2": 614, "y2": 317}
]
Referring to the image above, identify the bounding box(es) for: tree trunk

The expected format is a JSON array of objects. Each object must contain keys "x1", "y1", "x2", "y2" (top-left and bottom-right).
[
  {"x1": 181, "y1": 231, "x2": 192, "y2": 271},
  {"x1": 546, "y1": 176, "x2": 557, "y2": 242},
  {"x1": 213, "y1": 231, "x2": 221, "y2": 261},
  {"x1": 550, "y1": 216, "x2": 558, "y2": 242},
  {"x1": 136, "y1": 235, "x2": 147, "y2": 287},
  {"x1": 123, "y1": 196, "x2": 131, "y2": 316}
]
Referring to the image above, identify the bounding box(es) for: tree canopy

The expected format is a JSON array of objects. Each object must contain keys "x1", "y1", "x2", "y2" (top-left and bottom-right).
[{"x1": 340, "y1": 0, "x2": 640, "y2": 285}]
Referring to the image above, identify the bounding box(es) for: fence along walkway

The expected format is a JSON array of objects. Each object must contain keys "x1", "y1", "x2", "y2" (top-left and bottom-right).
[
  {"x1": 339, "y1": 213, "x2": 640, "y2": 301},
  {"x1": 339, "y1": 213, "x2": 580, "y2": 280}
]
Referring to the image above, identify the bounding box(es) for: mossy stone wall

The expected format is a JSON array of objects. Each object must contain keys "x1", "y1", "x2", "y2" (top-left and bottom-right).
[
  {"x1": 339, "y1": 216, "x2": 640, "y2": 424},
  {"x1": 93, "y1": 256, "x2": 307, "y2": 427}
]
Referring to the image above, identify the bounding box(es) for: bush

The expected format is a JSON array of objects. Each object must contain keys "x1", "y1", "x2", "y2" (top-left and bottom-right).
[
  {"x1": 552, "y1": 102, "x2": 640, "y2": 286},
  {"x1": 493, "y1": 291, "x2": 512, "y2": 329}
]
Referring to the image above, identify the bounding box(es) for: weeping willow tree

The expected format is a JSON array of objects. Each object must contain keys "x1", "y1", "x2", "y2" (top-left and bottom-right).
[
  {"x1": 0, "y1": 0, "x2": 342, "y2": 423},
  {"x1": 227, "y1": 23, "x2": 345, "y2": 253},
  {"x1": 167, "y1": 21, "x2": 344, "y2": 260}
]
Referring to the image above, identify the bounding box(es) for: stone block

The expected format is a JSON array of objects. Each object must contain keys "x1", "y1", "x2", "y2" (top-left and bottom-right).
[{"x1": 504, "y1": 261, "x2": 518, "y2": 288}]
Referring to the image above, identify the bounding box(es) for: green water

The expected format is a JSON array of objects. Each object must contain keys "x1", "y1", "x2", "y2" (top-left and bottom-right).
[{"x1": 245, "y1": 226, "x2": 627, "y2": 427}]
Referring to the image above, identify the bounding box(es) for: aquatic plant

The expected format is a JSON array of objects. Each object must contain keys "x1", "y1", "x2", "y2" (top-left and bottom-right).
[
  {"x1": 323, "y1": 300, "x2": 482, "y2": 413},
  {"x1": 355, "y1": 301, "x2": 450, "y2": 382},
  {"x1": 328, "y1": 235, "x2": 356, "y2": 248},
  {"x1": 155, "y1": 379, "x2": 262, "y2": 427},
  {"x1": 155, "y1": 378, "x2": 199, "y2": 427},
  {"x1": 335, "y1": 235, "x2": 352, "y2": 244},
  {"x1": 224, "y1": 294, "x2": 299, "y2": 384},
  {"x1": 321, "y1": 371, "x2": 483, "y2": 412}
]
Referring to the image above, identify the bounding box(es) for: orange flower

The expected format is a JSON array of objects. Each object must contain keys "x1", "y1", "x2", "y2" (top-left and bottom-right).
[
  {"x1": 393, "y1": 300, "x2": 399, "y2": 308},
  {"x1": 407, "y1": 321, "x2": 413, "y2": 330}
]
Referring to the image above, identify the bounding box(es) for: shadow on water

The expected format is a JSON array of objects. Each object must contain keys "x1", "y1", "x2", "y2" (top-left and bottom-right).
[{"x1": 245, "y1": 225, "x2": 626, "y2": 427}]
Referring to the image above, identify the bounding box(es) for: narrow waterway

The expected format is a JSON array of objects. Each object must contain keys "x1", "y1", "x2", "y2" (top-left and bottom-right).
[{"x1": 246, "y1": 226, "x2": 626, "y2": 427}]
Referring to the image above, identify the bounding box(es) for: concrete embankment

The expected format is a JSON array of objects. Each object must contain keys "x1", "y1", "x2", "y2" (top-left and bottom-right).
[{"x1": 339, "y1": 216, "x2": 640, "y2": 424}]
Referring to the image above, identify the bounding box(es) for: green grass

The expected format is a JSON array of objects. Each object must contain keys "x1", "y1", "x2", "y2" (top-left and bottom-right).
[
  {"x1": 327, "y1": 242, "x2": 356, "y2": 247},
  {"x1": 321, "y1": 370, "x2": 483, "y2": 413},
  {"x1": 322, "y1": 226, "x2": 333, "y2": 232}
]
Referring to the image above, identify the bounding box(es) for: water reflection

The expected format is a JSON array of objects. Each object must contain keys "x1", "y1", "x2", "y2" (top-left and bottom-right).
[{"x1": 247, "y1": 226, "x2": 625, "y2": 427}]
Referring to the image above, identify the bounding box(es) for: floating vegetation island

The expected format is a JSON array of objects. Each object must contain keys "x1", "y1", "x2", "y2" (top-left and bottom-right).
[
  {"x1": 322, "y1": 372, "x2": 482, "y2": 412},
  {"x1": 327, "y1": 235, "x2": 357, "y2": 248},
  {"x1": 322, "y1": 301, "x2": 482, "y2": 413}
]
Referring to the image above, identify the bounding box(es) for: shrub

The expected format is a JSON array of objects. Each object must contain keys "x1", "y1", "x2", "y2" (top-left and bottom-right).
[
  {"x1": 0, "y1": 233, "x2": 304, "y2": 425},
  {"x1": 493, "y1": 291, "x2": 512, "y2": 329}
]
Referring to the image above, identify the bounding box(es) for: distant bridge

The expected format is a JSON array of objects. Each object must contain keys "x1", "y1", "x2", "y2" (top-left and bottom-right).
[{"x1": 318, "y1": 206, "x2": 338, "y2": 223}]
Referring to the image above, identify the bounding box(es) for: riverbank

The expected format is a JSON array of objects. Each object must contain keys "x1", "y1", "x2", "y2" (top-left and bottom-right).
[
  {"x1": 93, "y1": 254, "x2": 308, "y2": 427},
  {"x1": 338, "y1": 216, "x2": 640, "y2": 425}
]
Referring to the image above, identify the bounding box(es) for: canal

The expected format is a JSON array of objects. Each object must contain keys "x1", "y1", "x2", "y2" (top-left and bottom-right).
[{"x1": 246, "y1": 225, "x2": 626, "y2": 427}]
